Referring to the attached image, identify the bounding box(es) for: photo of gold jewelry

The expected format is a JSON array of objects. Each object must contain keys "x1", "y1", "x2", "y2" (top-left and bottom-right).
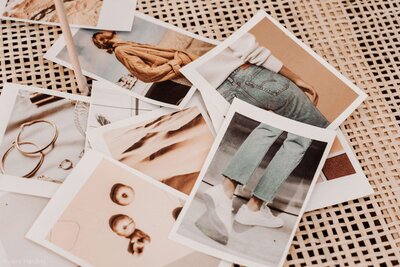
[
  {"x1": 59, "y1": 159, "x2": 73, "y2": 170},
  {"x1": 0, "y1": 88, "x2": 89, "y2": 190},
  {"x1": 0, "y1": 141, "x2": 45, "y2": 178},
  {"x1": 15, "y1": 119, "x2": 59, "y2": 155}
]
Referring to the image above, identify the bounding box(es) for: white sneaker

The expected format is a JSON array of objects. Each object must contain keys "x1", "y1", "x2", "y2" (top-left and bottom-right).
[
  {"x1": 197, "y1": 185, "x2": 233, "y2": 244},
  {"x1": 235, "y1": 203, "x2": 284, "y2": 228}
]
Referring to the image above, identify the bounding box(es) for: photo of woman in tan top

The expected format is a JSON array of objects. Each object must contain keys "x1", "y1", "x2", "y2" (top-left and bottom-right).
[
  {"x1": 51, "y1": 15, "x2": 216, "y2": 107},
  {"x1": 90, "y1": 28, "x2": 214, "y2": 106},
  {"x1": 92, "y1": 30, "x2": 198, "y2": 83}
]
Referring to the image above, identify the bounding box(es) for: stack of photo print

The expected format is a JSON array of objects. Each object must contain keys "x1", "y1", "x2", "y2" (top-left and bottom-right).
[{"x1": 0, "y1": 2, "x2": 372, "y2": 267}]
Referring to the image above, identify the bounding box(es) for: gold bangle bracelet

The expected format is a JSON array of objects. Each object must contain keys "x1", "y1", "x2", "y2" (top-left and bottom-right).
[
  {"x1": 0, "y1": 142, "x2": 45, "y2": 178},
  {"x1": 15, "y1": 119, "x2": 58, "y2": 155}
]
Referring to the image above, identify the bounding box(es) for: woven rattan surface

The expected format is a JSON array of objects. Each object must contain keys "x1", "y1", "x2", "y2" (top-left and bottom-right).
[{"x1": 1, "y1": 0, "x2": 399, "y2": 266}]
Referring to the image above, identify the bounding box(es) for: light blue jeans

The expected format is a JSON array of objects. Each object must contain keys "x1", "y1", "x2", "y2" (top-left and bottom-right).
[{"x1": 217, "y1": 65, "x2": 329, "y2": 202}]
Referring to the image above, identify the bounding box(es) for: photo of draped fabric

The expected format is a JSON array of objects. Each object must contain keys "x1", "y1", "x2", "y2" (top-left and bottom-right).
[
  {"x1": 3, "y1": 0, "x2": 103, "y2": 26},
  {"x1": 102, "y1": 107, "x2": 214, "y2": 195}
]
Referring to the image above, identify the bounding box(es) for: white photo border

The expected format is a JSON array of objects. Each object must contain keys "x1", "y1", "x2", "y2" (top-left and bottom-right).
[
  {"x1": 306, "y1": 130, "x2": 373, "y2": 211},
  {"x1": 180, "y1": 10, "x2": 367, "y2": 131},
  {"x1": 0, "y1": 83, "x2": 90, "y2": 198},
  {"x1": 0, "y1": 0, "x2": 137, "y2": 31},
  {"x1": 0, "y1": 241, "x2": 10, "y2": 267},
  {"x1": 26, "y1": 149, "x2": 187, "y2": 267},
  {"x1": 87, "y1": 92, "x2": 216, "y2": 196},
  {"x1": 44, "y1": 12, "x2": 219, "y2": 109},
  {"x1": 169, "y1": 98, "x2": 336, "y2": 267}
]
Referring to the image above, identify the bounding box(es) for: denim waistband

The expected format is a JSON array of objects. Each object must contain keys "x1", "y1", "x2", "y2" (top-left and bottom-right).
[
  {"x1": 229, "y1": 65, "x2": 243, "y2": 78},
  {"x1": 228, "y1": 64, "x2": 262, "y2": 80}
]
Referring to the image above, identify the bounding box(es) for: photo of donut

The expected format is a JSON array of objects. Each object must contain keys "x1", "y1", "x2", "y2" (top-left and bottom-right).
[
  {"x1": 127, "y1": 229, "x2": 151, "y2": 256},
  {"x1": 109, "y1": 214, "x2": 136, "y2": 238},
  {"x1": 27, "y1": 153, "x2": 223, "y2": 267},
  {"x1": 109, "y1": 214, "x2": 151, "y2": 256},
  {"x1": 110, "y1": 183, "x2": 135, "y2": 206}
]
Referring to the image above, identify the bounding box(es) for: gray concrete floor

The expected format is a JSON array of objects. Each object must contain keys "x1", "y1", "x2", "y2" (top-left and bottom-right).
[{"x1": 177, "y1": 182, "x2": 297, "y2": 266}]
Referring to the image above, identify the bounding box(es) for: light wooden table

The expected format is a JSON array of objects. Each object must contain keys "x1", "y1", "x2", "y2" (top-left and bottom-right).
[{"x1": 0, "y1": 0, "x2": 399, "y2": 266}]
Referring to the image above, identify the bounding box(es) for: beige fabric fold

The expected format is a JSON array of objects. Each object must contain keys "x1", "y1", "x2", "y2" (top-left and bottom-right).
[{"x1": 113, "y1": 42, "x2": 198, "y2": 83}]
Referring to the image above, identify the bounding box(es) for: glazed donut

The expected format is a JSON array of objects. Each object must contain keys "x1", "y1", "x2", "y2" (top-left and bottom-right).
[
  {"x1": 109, "y1": 214, "x2": 136, "y2": 237},
  {"x1": 110, "y1": 183, "x2": 135, "y2": 206}
]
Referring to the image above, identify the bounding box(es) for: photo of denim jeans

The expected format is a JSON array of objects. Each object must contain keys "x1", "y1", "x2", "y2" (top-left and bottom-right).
[
  {"x1": 223, "y1": 124, "x2": 312, "y2": 202},
  {"x1": 216, "y1": 64, "x2": 329, "y2": 128},
  {"x1": 217, "y1": 65, "x2": 329, "y2": 202},
  {"x1": 176, "y1": 112, "x2": 328, "y2": 266}
]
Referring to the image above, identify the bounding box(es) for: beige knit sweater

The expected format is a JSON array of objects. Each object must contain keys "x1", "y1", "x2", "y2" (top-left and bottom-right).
[{"x1": 113, "y1": 41, "x2": 198, "y2": 84}]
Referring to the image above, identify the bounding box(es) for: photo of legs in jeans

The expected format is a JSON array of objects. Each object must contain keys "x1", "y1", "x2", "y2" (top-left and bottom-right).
[{"x1": 197, "y1": 64, "x2": 330, "y2": 245}]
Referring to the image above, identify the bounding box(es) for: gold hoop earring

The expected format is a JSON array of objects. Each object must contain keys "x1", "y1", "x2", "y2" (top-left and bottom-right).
[
  {"x1": 15, "y1": 119, "x2": 58, "y2": 155},
  {"x1": 0, "y1": 142, "x2": 45, "y2": 178}
]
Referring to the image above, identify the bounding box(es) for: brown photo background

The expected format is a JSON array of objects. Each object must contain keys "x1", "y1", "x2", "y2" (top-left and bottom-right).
[
  {"x1": 320, "y1": 137, "x2": 356, "y2": 180},
  {"x1": 249, "y1": 18, "x2": 358, "y2": 123}
]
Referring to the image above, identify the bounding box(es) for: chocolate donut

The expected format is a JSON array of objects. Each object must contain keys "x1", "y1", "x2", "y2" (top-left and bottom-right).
[
  {"x1": 109, "y1": 214, "x2": 136, "y2": 237},
  {"x1": 110, "y1": 183, "x2": 135, "y2": 206}
]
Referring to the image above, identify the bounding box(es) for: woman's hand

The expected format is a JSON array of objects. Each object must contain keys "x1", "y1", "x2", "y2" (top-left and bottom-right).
[
  {"x1": 279, "y1": 66, "x2": 319, "y2": 106},
  {"x1": 294, "y1": 79, "x2": 319, "y2": 106}
]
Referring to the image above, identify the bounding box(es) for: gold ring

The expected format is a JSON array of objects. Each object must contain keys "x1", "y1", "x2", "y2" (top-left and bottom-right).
[
  {"x1": 15, "y1": 119, "x2": 58, "y2": 155},
  {"x1": 0, "y1": 141, "x2": 45, "y2": 178},
  {"x1": 58, "y1": 159, "x2": 73, "y2": 170}
]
